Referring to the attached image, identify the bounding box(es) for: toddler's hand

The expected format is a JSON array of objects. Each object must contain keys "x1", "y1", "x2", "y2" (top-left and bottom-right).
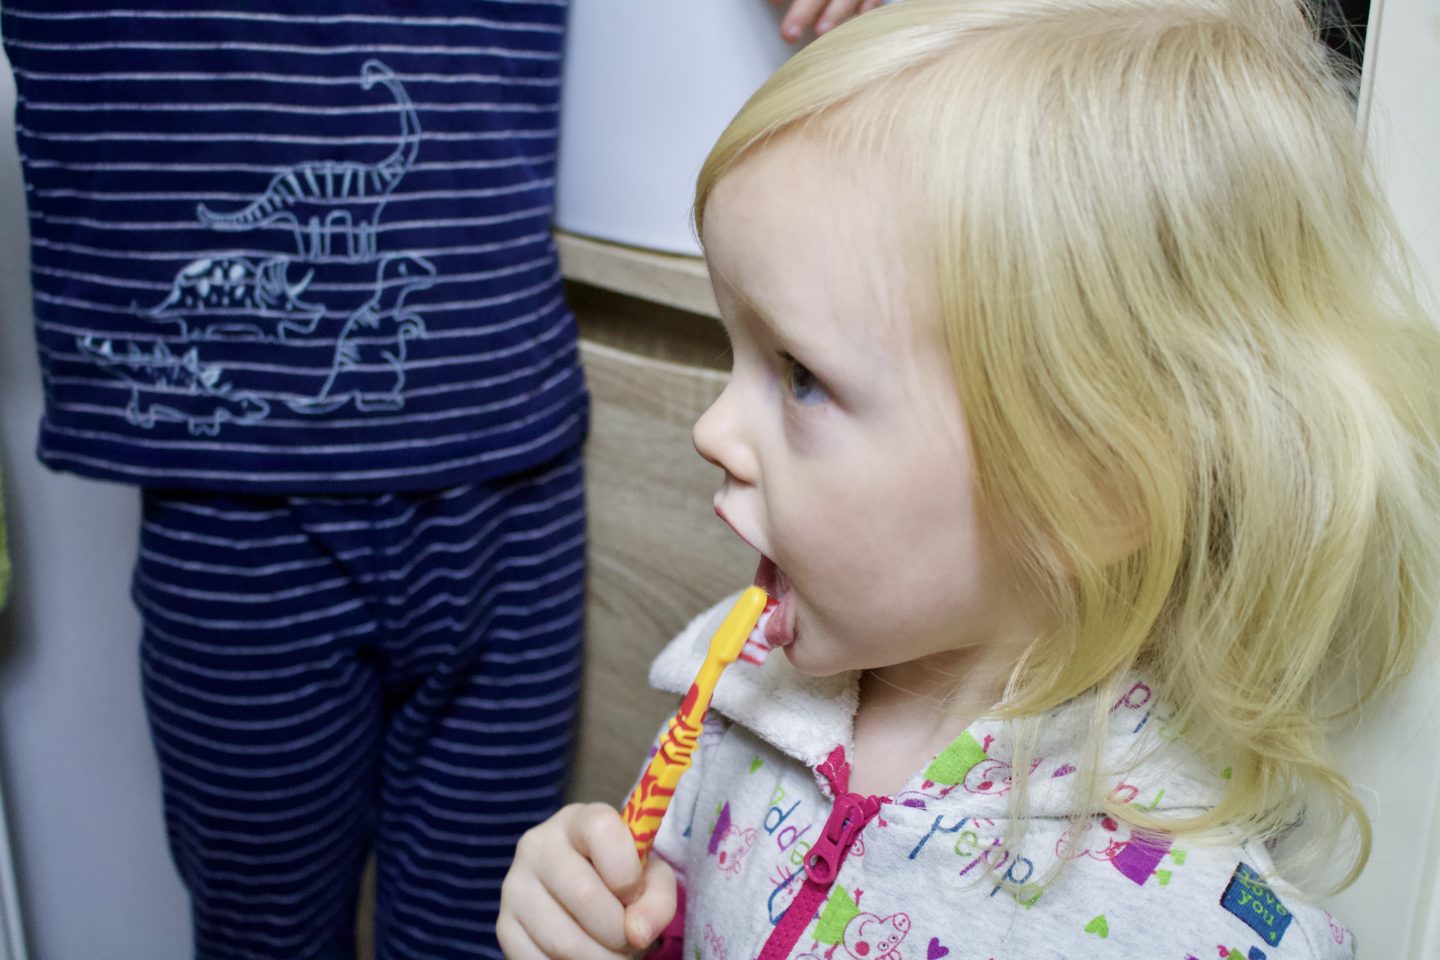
[
  {"x1": 774, "y1": 0, "x2": 885, "y2": 44},
  {"x1": 498, "y1": 803, "x2": 677, "y2": 960}
]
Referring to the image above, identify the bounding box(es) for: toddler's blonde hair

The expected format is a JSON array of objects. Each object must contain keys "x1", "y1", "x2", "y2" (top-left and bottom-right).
[{"x1": 695, "y1": 0, "x2": 1440, "y2": 891}]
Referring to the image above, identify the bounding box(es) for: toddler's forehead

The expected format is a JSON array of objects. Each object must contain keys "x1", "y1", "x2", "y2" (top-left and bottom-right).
[{"x1": 706, "y1": 137, "x2": 933, "y2": 340}]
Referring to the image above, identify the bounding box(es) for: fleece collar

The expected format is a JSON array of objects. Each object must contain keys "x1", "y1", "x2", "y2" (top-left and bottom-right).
[
  {"x1": 649, "y1": 592, "x2": 1225, "y2": 817},
  {"x1": 649, "y1": 595, "x2": 859, "y2": 771}
]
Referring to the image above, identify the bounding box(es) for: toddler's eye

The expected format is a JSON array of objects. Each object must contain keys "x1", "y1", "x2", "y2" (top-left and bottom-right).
[{"x1": 782, "y1": 353, "x2": 827, "y2": 405}]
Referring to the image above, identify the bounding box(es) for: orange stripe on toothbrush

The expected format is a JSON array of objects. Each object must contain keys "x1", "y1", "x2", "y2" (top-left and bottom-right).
[{"x1": 623, "y1": 586, "x2": 770, "y2": 860}]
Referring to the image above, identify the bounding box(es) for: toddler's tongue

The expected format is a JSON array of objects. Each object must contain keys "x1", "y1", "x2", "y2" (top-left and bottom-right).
[{"x1": 752, "y1": 556, "x2": 797, "y2": 649}]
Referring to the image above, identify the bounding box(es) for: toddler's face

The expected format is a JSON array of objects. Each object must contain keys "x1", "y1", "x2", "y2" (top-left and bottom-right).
[{"x1": 693, "y1": 136, "x2": 1039, "y2": 689}]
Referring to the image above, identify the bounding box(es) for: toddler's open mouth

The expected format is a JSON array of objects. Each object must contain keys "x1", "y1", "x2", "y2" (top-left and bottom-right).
[{"x1": 753, "y1": 555, "x2": 797, "y2": 649}]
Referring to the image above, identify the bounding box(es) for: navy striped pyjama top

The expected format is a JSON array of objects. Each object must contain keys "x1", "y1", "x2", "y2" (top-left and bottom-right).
[{"x1": 3, "y1": 3, "x2": 590, "y2": 957}]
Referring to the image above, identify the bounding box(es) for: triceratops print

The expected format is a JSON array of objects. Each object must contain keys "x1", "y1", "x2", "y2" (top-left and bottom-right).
[
  {"x1": 141, "y1": 255, "x2": 324, "y2": 342},
  {"x1": 79, "y1": 335, "x2": 268, "y2": 435},
  {"x1": 196, "y1": 59, "x2": 419, "y2": 262},
  {"x1": 109, "y1": 58, "x2": 438, "y2": 435}
]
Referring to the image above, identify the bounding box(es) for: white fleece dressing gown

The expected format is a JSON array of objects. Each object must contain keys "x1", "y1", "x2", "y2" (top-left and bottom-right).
[{"x1": 644, "y1": 594, "x2": 1354, "y2": 960}]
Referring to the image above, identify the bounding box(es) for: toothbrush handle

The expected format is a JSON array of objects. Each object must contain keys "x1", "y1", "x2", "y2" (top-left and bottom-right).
[
  {"x1": 623, "y1": 706, "x2": 705, "y2": 859},
  {"x1": 622, "y1": 588, "x2": 767, "y2": 859}
]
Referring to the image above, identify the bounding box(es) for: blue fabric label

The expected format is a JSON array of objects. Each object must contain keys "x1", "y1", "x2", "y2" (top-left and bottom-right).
[{"x1": 1220, "y1": 863, "x2": 1292, "y2": 947}]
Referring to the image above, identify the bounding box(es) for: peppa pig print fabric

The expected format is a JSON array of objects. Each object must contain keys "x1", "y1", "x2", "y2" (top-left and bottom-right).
[{"x1": 641, "y1": 594, "x2": 1354, "y2": 960}]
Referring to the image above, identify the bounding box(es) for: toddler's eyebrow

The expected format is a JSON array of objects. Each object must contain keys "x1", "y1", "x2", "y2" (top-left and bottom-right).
[
  {"x1": 717, "y1": 286, "x2": 777, "y2": 341},
  {"x1": 740, "y1": 305, "x2": 809, "y2": 359},
  {"x1": 713, "y1": 266, "x2": 824, "y2": 360}
]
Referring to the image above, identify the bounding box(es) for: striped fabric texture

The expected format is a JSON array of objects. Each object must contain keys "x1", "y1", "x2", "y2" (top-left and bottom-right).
[
  {"x1": 136, "y1": 451, "x2": 586, "y2": 959},
  {"x1": 2, "y1": 1, "x2": 587, "y2": 492}
]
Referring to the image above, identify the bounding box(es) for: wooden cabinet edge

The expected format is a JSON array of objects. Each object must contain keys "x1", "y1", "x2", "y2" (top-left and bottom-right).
[{"x1": 555, "y1": 228, "x2": 720, "y2": 320}]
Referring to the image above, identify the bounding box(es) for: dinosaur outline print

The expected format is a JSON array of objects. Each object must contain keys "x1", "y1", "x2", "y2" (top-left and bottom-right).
[
  {"x1": 79, "y1": 335, "x2": 269, "y2": 435},
  {"x1": 195, "y1": 59, "x2": 420, "y2": 262},
  {"x1": 288, "y1": 254, "x2": 437, "y2": 414},
  {"x1": 108, "y1": 57, "x2": 438, "y2": 435},
  {"x1": 140, "y1": 255, "x2": 325, "y2": 342}
]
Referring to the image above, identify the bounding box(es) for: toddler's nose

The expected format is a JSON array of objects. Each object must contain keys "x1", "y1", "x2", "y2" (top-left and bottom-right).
[{"x1": 692, "y1": 383, "x2": 757, "y2": 484}]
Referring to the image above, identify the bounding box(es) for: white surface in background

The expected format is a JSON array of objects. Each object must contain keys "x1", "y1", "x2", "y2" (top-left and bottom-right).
[
  {"x1": 0, "y1": 48, "x2": 191, "y2": 960},
  {"x1": 1329, "y1": 0, "x2": 1440, "y2": 954},
  {"x1": 554, "y1": 1, "x2": 796, "y2": 256},
  {"x1": 0, "y1": 773, "x2": 25, "y2": 960}
]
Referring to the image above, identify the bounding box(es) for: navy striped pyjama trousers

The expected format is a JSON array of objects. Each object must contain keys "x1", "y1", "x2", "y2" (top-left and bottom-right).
[{"x1": 133, "y1": 450, "x2": 585, "y2": 960}]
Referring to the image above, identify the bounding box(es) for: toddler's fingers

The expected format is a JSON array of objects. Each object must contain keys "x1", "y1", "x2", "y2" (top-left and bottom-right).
[
  {"x1": 533, "y1": 835, "x2": 631, "y2": 952},
  {"x1": 565, "y1": 803, "x2": 646, "y2": 905},
  {"x1": 504, "y1": 868, "x2": 632, "y2": 960},
  {"x1": 780, "y1": 0, "x2": 826, "y2": 43},
  {"x1": 624, "y1": 855, "x2": 678, "y2": 950},
  {"x1": 816, "y1": 0, "x2": 863, "y2": 35},
  {"x1": 495, "y1": 906, "x2": 544, "y2": 960}
]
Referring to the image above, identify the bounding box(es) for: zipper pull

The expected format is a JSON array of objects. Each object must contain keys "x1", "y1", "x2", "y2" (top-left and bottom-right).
[{"x1": 803, "y1": 792, "x2": 882, "y2": 885}]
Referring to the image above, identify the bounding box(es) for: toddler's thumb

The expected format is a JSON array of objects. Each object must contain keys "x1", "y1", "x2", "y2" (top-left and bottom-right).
[{"x1": 624, "y1": 855, "x2": 677, "y2": 950}]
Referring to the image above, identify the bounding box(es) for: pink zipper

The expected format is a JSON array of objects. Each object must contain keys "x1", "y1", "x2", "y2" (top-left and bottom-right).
[
  {"x1": 802, "y1": 792, "x2": 883, "y2": 885},
  {"x1": 756, "y1": 777, "x2": 885, "y2": 960}
]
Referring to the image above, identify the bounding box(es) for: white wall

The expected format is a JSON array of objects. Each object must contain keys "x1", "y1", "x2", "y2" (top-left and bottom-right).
[
  {"x1": 0, "y1": 52, "x2": 191, "y2": 960},
  {"x1": 1325, "y1": 0, "x2": 1440, "y2": 955},
  {"x1": 554, "y1": 0, "x2": 791, "y2": 256}
]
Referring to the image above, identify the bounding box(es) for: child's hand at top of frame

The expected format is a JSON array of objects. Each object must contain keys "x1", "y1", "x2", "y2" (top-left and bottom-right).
[
  {"x1": 498, "y1": 803, "x2": 678, "y2": 960},
  {"x1": 774, "y1": 0, "x2": 886, "y2": 44}
]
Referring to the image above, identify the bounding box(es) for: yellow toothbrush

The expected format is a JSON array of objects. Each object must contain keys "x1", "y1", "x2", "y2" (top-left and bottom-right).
[{"x1": 622, "y1": 587, "x2": 770, "y2": 860}]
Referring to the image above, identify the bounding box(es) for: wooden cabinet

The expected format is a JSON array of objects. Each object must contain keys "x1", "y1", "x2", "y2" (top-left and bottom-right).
[{"x1": 563, "y1": 275, "x2": 756, "y2": 805}]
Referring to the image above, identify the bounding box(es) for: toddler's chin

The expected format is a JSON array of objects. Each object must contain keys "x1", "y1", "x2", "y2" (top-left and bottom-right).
[
  {"x1": 776, "y1": 630, "x2": 849, "y2": 679},
  {"x1": 783, "y1": 654, "x2": 834, "y2": 678}
]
